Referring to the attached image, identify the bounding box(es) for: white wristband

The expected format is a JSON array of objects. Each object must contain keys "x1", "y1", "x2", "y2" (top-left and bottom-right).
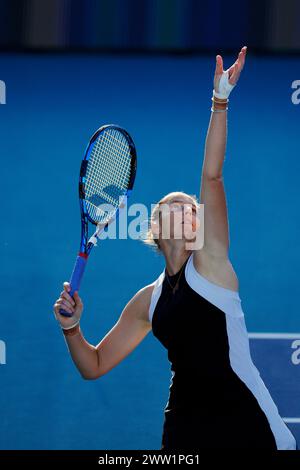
[
  {"x1": 61, "y1": 320, "x2": 80, "y2": 331},
  {"x1": 214, "y1": 70, "x2": 235, "y2": 99}
]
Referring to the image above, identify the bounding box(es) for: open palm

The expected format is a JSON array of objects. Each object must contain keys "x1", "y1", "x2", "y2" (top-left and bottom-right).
[{"x1": 214, "y1": 46, "x2": 247, "y2": 92}]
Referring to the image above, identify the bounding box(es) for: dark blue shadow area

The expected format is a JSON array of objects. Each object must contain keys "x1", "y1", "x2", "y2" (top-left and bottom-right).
[{"x1": 0, "y1": 53, "x2": 299, "y2": 449}]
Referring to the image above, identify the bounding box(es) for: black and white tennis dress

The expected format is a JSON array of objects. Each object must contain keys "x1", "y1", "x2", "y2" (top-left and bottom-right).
[{"x1": 149, "y1": 253, "x2": 296, "y2": 450}]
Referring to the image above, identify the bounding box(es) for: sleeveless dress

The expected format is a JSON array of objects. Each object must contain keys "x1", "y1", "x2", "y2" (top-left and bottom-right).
[{"x1": 149, "y1": 253, "x2": 296, "y2": 450}]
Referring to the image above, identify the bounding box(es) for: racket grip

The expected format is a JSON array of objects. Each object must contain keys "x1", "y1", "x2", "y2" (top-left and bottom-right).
[{"x1": 59, "y1": 254, "x2": 88, "y2": 317}]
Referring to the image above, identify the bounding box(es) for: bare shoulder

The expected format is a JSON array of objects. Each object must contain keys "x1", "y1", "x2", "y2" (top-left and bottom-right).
[
  {"x1": 124, "y1": 282, "x2": 156, "y2": 326},
  {"x1": 193, "y1": 248, "x2": 239, "y2": 292}
]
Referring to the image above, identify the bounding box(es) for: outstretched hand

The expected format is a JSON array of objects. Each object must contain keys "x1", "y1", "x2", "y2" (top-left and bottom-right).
[{"x1": 214, "y1": 46, "x2": 247, "y2": 92}]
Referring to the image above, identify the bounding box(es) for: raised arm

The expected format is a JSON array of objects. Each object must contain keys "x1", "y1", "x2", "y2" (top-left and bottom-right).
[{"x1": 195, "y1": 46, "x2": 247, "y2": 266}]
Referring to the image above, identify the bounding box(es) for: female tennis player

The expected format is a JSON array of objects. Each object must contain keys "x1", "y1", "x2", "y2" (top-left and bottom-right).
[{"x1": 53, "y1": 46, "x2": 296, "y2": 450}]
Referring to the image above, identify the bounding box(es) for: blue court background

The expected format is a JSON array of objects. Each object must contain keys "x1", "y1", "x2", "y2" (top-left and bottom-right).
[{"x1": 0, "y1": 52, "x2": 300, "y2": 449}]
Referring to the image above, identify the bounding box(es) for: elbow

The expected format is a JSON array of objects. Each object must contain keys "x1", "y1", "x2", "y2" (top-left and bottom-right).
[
  {"x1": 81, "y1": 373, "x2": 96, "y2": 381},
  {"x1": 80, "y1": 369, "x2": 103, "y2": 381},
  {"x1": 80, "y1": 349, "x2": 105, "y2": 380}
]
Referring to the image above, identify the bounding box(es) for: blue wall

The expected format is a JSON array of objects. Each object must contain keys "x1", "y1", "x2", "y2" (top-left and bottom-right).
[{"x1": 1, "y1": 0, "x2": 300, "y2": 52}]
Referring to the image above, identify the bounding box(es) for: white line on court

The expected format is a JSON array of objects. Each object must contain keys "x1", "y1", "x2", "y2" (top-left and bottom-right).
[
  {"x1": 249, "y1": 333, "x2": 300, "y2": 339},
  {"x1": 283, "y1": 418, "x2": 300, "y2": 424}
]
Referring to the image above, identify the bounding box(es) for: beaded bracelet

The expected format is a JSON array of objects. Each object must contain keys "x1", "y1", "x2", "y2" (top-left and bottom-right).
[{"x1": 211, "y1": 96, "x2": 228, "y2": 112}]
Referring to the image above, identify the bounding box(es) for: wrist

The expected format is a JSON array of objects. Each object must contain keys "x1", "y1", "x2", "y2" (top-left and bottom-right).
[
  {"x1": 211, "y1": 92, "x2": 228, "y2": 113},
  {"x1": 62, "y1": 321, "x2": 80, "y2": 337}
]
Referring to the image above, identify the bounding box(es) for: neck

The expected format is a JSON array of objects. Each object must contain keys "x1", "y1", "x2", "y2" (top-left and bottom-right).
[{"x1": 161, "y1": 242, "x2": 192, "y2": 275}]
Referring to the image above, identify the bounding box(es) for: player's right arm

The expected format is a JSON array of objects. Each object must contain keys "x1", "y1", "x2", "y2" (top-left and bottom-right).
[{"x1": 53, "y1": 283, "x2": 154, "y2": 380}]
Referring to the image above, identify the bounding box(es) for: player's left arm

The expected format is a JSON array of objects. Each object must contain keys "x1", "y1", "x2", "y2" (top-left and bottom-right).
[{"x1": 194, "y1": 46, "x2": 247, "y2": 269}]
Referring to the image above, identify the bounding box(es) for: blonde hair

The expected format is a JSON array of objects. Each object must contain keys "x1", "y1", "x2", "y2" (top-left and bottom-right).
[{"x1": 143, "y1": 191, "x2": 199, "y2": 253}]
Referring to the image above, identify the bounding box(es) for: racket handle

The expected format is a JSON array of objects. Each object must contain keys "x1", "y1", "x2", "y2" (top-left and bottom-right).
[{"x1": 59, "y1": 254, "x2": 88, "y2": 317}]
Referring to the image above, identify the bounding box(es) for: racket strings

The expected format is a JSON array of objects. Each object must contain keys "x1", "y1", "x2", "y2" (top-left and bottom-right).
[
  {"x1": 95, "y1": 131, "x2": 130, "y2": 190},
  {"x1": 85, "y1": 129, "x2": 132, "y2": 223},
  {"x1": 89, "y1": 132, "x2": 130, "y2": 204}
]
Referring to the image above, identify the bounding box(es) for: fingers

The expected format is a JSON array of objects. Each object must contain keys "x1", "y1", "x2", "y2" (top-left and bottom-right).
[
  {"x1": 60, "y1": 295, "x2": 75, "y2": 311},
  {"x1": 53, "y1": 284, "x2": 83, "y2": 322},
  {"x1": 227, "y1": 46, "x2": 247, "y2": 85},
  {"x1": 63, "y1": 282, "x2": 71, "y2": 292},
  {"x1": 54, "y1": 298, "x2": 74, "y2": 316},
  {"x1": 236, "y1": 46, "x2": 247, "y2": 71},
  {"x1": 60, "y1": 289, "x2": 75, "y2": 306},
  {"x1": 55, "y1": 282, "x2": 76, "y2": 314},
  {"x1": 73, "y1": 291, "x2": 83, "y2": 307},
  {"x1": 61, "y1": 286, "x2": 82, "y2": 307},
  {"x1": 228, "y1": 62, "x2": 239, "y2": 84},
  {"x1": 215, "y1": 54, "x2": 223, "y2": 75},
  {"x1": 228, "y1": 46, "x2": 247, "y2": 72}
]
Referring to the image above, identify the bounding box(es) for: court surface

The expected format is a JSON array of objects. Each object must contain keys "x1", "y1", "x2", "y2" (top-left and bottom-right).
[{"x1": 0, "y1": 53, "x2": 299, "y2": 449}]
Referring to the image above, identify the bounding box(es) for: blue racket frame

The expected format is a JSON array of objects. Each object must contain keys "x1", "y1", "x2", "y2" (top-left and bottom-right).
[{"x1": 60, "y1": 124, "x2": 137, "y2": 317}]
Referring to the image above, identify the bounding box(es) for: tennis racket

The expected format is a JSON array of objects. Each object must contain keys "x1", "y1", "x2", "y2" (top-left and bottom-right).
[{"x1": 59, "y1": 124, "x2": 137, "y2": 317}]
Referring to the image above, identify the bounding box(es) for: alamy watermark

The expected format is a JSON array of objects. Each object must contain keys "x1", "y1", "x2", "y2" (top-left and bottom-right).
[
  {"x1": 291, "y1": 80, "x2": 300, "y2": 104},
  {"x1": 0, "y1": 80, "x2": 6, "y2": 104},
  {"x1": 0, "y1": 340, "x2": 6, "y2": 365},
  {"x1": 90, "y1": 198, "x2": 205, "y2": 251},
  {"x1": 291, "y1": 339, "x2": 300, "y2": 365}
]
